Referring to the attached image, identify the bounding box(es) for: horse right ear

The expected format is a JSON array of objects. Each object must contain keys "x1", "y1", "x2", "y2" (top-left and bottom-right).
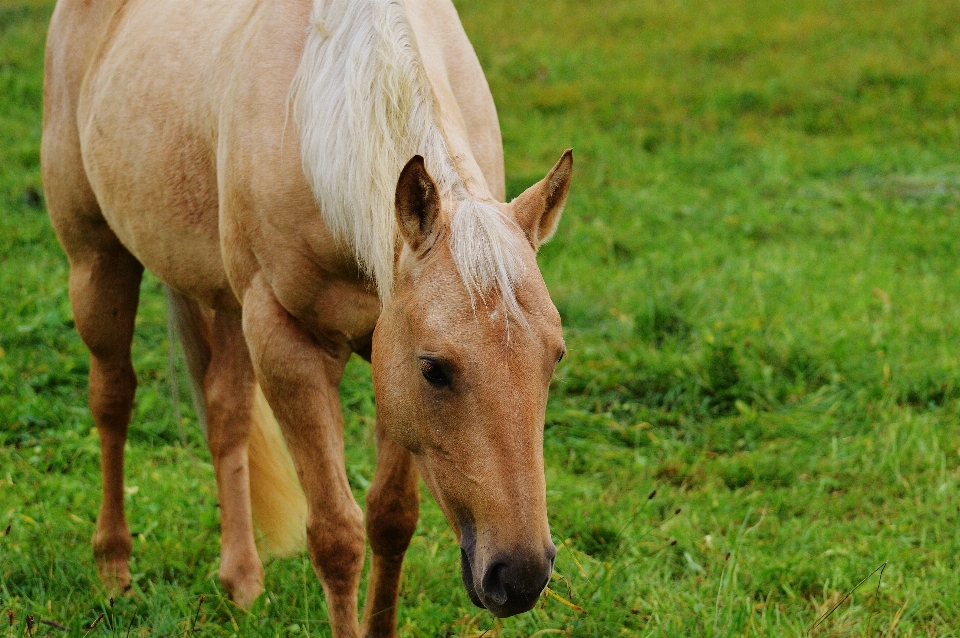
[{"x1": 395, "y1": 155, "x2": 441, "y2": 255}]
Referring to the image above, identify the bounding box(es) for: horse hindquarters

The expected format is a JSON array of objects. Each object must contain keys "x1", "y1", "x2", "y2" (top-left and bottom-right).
[{"x1": 42, "y1": 172, "x2": 289, "y2": 606}]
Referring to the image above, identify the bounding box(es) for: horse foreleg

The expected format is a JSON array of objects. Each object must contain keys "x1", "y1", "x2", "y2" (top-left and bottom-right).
[
  {"x1": 242, "y1": 275, "x2": 364, "y2": 638},
  {"x1": 204, "y1": 311, "x2": 264, "y2": 607},
  {"x1": 68, "y1": 238, "x2": 143, "y2": 593},
  {"x1": 360, "y1": 427, "x2": 419, "y2": 638}
]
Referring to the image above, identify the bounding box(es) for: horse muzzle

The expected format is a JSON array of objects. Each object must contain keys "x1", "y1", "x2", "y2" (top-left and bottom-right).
[{"x1": 460, "y1": 527, "x2": 557, "y2": 617}]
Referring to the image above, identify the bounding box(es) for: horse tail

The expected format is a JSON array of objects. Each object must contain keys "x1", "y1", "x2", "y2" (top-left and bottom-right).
[
  {"x1": 165, "y1": 286, "x2": 307, "y2": 558},
  {"x1": 165, "y1": 286, "x2": 212, "y2": 433},
  {"x1": 246, "y1": 385, "x2": 307, "y2": 557}
]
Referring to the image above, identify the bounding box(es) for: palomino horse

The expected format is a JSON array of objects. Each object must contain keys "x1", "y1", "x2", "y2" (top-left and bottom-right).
[{"x1": 43, "y1": 0, "x2": 572, "y2": 634}]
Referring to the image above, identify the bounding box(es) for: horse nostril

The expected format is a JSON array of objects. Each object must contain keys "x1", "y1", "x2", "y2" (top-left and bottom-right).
[
  {"x1": 481, "y1": 562, "x2": 509, "y2": 606},
  {"x1": 546, "y1": 543, "x2": 558, "y2": 563},
  {"x1": 479, "y1": 553, "x2": 555, "y2": 616}
]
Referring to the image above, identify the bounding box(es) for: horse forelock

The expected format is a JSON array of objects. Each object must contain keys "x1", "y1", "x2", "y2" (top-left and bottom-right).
[{"x1": 448, "y1": 199, "x2": 529, "y2": 328}]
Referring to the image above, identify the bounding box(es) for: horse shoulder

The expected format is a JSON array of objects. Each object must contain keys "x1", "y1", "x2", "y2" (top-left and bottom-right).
[{"x1": 218, "y1": 0, "x2": 380, "y2": 343}]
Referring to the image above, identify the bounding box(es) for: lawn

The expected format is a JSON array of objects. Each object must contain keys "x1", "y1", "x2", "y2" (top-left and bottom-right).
[{"x1": 3, "y1": 0, "x2": 960, "y2": 635}]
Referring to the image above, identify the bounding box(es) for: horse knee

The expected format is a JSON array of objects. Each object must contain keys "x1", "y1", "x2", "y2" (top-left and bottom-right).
[
  {"x1": 204, "y1": 313, "x2": 258, "y2": 461},
  {"x1": 204, "y1": 389, "x2": 250, "y2": 462},
  {"x1": 88, "y1": 359, "x2": 137, "y2": 427},
  {"x1": 366, "y1": 486, "x2": 419, "y2": 559},
  {"x1": 306, "y1": 504, "x2": 365, "y2": 591}
]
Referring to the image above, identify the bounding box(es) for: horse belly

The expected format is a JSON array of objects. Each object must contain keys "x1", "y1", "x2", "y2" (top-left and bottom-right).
[
  {"x1": 77, "y1": 0, "x2": 246, "y2": 311},
  {"x1": 83, "y1": 131, "x2": 231, "y2": 308}
]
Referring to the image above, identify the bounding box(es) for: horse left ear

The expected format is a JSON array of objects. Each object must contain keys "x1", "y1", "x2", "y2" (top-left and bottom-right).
[
  {"x1": 396, "y1": 155, "x2": 442, "y2": 255},
  {"x1": 511, "y1": 149, "x2": 573, "y2": 250}
]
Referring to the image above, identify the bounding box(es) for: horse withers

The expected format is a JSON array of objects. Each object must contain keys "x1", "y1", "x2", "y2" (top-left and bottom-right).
[{"x1": 42, "y1": 0, "x2": 572, "y2": 635}]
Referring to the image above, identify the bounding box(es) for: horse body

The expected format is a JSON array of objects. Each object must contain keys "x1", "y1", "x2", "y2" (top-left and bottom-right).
[
  {"x1": 55, "y1": 0, "x2": 501, "y2": 317},
  {"x1": 43, "y1": 0, "x2": 571, "y2": 635}
]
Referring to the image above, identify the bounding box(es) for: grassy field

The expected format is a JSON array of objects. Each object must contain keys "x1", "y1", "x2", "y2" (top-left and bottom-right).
[{"x1": 3, "y1": 0, "x2": 960, "y2": 635}]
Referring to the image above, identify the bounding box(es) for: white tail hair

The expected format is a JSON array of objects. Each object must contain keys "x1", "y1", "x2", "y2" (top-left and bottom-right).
[
  {"x1": 247, "y1": 385, "x2": 307, "y2": 557},
  {"x1": 165, "y1": 287, "x2": 307, "y2": 558}
]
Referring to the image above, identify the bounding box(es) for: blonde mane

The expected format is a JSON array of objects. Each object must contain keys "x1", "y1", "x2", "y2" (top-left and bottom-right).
[{"x1": 290, "y1": 0, "x2": 525, "y2": 315}]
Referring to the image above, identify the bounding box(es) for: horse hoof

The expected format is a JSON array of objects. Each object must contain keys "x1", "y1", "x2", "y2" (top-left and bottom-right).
[
  {"x1": 220, "y1": 561, "x2": 264, "y2": 609},
  {"x1": 225, "y1": 579, "x2": 264, "y2": 609},
  {"x1": 96, "y1": 558, "x2": 132, "y2": 594}
]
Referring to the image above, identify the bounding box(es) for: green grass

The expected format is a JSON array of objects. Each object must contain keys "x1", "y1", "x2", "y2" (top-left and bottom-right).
[{"x1": 4, "y1": 0, "x2": 960, "y2": 635}]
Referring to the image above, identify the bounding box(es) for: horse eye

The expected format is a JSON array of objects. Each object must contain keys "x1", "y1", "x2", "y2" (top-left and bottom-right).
[{"x1": 419, "y1": 358, "x2": 450, "y2": 387}]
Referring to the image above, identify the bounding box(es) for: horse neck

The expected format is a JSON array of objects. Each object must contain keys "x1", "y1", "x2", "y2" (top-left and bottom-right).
[
  {"x1": 422, "y1": 80, "x2": 493, "y2": 203},
  {"x1": 292, "y1": 0, "x2": 497, "y2": 300},
  {"x1": 400, "y1": 4, "x2": 493, "y2": 202}
]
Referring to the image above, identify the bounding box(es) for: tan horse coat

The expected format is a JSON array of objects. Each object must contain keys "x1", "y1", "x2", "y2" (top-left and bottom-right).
[{"x1": 43, "y1": 0, "x2": 572, "y2": 635}]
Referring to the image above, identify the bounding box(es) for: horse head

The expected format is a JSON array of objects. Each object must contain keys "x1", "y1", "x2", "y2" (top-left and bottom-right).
[{"x1": 372, "y1": 150, "x2": 572, "y2": 617}]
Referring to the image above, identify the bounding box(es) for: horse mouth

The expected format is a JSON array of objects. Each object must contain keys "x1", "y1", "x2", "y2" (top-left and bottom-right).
[
  {"x1": 460, "y1": 546, "x2": 486, "y2": 610},
  {"x1": 459, "y1": 519, "x2": 486, "y2": 609}
]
